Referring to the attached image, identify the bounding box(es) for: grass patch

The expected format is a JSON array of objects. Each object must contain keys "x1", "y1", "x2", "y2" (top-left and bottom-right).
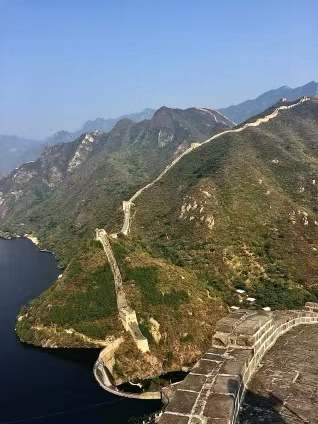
[
  {"x1": 126, "y1": 266, "x2": 188, "y2": 307},
  {"x1": 44, "y1": 265, "x2": 117, "y2": 335}
]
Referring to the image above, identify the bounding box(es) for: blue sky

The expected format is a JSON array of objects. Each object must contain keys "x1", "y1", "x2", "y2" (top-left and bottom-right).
[{"x1": 0, "y1": 0, "x2": 317, "y2": 139}]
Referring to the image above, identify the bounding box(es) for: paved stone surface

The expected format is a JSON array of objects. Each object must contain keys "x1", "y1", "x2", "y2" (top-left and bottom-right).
[
  {"x1": 191, "y1": 359, "x2": 219, "y2": 375},
  {"x1": 218, "y1": 349, "x2": 252, "y2": 375},
  {"x1": 204, "y1": 393, "x2": 234, "y2": 419},
  {"x1": 165, "y1": 390, "x2": 199, "y2": 415},
  {"x1": 177, "y1": 374, "x2": 207, "y2": 392},
  {"x1": 158, "y1": 306, "x2": 318, "y2": 424},
  {"x1": 238, "y1": 325, "x2": 318, "y2": 423},
  {"x1": 158, "y1": 414, "x2": 189, "y2": 424}
]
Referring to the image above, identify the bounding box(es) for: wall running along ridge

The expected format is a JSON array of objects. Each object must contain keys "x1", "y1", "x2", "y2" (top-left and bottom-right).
[
  {"x1": 93, "y1": 229, "x2": 160, "y2": 398},
  {"x1": 157, "y1": 302, "x2": 318, "y2": 424},
  {"x1": 94, "y1": 97, "x2": 312, "y2": 398},
  {"x1": 95, "y1": 229, "x2": 149, "y2": 353},
  {"x1": 120, "y1": 97, "x2": 310, "y2": 235}
]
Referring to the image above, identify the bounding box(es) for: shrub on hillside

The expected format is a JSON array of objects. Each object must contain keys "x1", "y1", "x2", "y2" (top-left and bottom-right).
[
  {"x1": 252, "y1": 278, "x2": 315, "y2": 309},
  {"x1": 126, "y1": 266, "x2": 188, "y2": 307}
]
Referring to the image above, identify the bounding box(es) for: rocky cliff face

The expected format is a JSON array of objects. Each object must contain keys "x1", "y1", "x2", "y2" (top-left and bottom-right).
[
  {"x1": 0, "y1": 106, "x2": 232, "y2": 263},
  {"x1": 0, "y1": 109, "x2": 156, "y2": 177}
]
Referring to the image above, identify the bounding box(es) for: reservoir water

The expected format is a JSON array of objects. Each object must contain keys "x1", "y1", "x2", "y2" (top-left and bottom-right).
[{"x1": 0, "y1": 238, "x2": 161, "y2": 424}]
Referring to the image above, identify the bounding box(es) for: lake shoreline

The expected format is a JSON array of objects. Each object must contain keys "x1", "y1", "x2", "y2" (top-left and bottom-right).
[{"x1": 0, "y1": 238, "x2": 161, "y2": 423}]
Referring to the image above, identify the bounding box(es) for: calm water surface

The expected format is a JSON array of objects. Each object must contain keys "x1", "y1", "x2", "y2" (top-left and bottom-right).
[{"x1": 0, "y1": 238, "x2": 161, "y2": 424}]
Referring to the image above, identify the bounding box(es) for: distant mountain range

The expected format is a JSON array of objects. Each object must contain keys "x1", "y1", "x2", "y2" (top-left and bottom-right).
[
  {"x1": 10, "y1": 97, "x2": 318, "y2": 383},
  {"x1": 220, "y1": 81, "x2": 318, "y2": 123},
  {"x1": 0, "y1": 135, "x2": 43, "y2": 177},
  {"x1": 0, "y1": 106, "x2": 232, "y2": 262},
  {"x1": 45, "y1": 108, "x2": 155, "y2": 145},
  {"x1": 0, "y1": 108, "x2": 155, "y2": 176},
  {"x1": 1, "y1": 81, "x2": 317, "y2": 177}
]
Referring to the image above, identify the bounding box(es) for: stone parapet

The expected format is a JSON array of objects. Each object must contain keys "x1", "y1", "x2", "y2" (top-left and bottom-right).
[
  {"x1": 158, "y1": 302, "x2": 318, "y2": 423},
  {"x1": 95, "y1": 228, "x2": 149, "y2": 353},
  {"x1": 305, "y1": 301, "x2": 318, "y2": 313},
  {"x1": 94, "y1": 357, "x2": 161, "y2": 400}
]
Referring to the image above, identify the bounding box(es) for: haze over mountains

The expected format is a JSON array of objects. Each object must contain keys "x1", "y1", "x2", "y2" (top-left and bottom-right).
[
  {"x1": 1, "y1": 81, "x2": 317, "y2": 177},
  {"x1": 0, "y1": 108, "x2": 155, "y2": 176},
  {"x1": 0, "y1": 135, "x2": 44, "y2": 177},
  {"x1": 45, "y1": 108, "x2": 155, "y2": 145},
  {"x1": 220, "y1": 81, "x2": 318, "y2": 124},
  {"x1": 0, "y1": 106, "x2": 232, "y2": 261}
]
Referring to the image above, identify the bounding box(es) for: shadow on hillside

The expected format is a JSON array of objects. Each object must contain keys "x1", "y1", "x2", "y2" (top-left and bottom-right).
[{"x1": 238, "y1": 388, "x2": 286, "y2": 423}]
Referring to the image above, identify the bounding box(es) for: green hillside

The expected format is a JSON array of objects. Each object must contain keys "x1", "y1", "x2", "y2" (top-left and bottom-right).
[
  {"x1": 131, "y1": 99, "x2": 318, "y2": 301},
  {"x1": 12, "y1": 98, "x2": 318, "y2": 381},
  {"x1": 0, "y1": 107, "x2": 231, "y2": 265}
]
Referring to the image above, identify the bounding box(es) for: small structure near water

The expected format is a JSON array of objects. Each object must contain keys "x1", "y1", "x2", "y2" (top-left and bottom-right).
[{"x1": 92, "y1": 303, "x2": 318, "y2": 422}]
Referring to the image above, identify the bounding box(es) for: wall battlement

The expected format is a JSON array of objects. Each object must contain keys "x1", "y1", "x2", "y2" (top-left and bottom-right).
[{"x1": 158, "y1": 303, "x2": 318, "y2": 424}]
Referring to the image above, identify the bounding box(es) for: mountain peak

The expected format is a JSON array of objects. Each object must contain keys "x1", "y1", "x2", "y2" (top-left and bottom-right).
[
  {"x1": 150, "y1": 106, "x2": 234, "y2": 131},
  {"x1": 110, "y1": 118, "x2": 134, "y2": 133},
  {"x1": 150, "y1": 106, "x2": 179, "y2": 129},
  {"x1": 220, "y1": 80, "x2": 318, "y2": 123}
]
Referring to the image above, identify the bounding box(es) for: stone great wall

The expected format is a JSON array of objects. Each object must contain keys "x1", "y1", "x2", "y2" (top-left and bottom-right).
[
  {"x1": 120, "y1": 97, "x2": 310, "y2": 236},
  {"x1": 157, "y1": 302, "x2": 318, "y2": 424},
  {"x1": 95, "y1": 229, "x2": 149, "y2": 353},
  {"x1": 93, "y1": 97, "x2": 318, "y2": 407},
  {"x1": 96, "y1": 97, "x2": 312, "y2": 351}
]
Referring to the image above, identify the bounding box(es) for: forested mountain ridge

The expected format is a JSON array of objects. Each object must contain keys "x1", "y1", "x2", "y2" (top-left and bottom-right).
[
  {"x1": 2, "y1": 81, "x2": 316, "y2": 176},
  {"x1": 0, "y1": 109, "x2": 155, "y2": 176},
  {"x1": 14, "y1": 97, "x2": 318, "y2": 382},
  {"x1": 0, "y1": 106, "x2": 232, "y2": 263}
]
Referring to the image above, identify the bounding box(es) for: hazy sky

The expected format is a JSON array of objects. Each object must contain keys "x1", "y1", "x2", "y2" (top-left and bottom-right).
[{"x1": 0, "y1": 0, "x2": 317, "y2": 139}]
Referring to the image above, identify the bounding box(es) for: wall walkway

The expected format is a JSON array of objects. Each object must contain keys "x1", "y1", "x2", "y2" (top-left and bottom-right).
[
  {"x1": 158, "y1": 302, "x2": 318, "y2": 424},
  {"x1": 95, "y1": 228, "x2": 149, "y2": 353},
  {"x1": 121, "y1": 97, "x2": 310, "y2": 236}
]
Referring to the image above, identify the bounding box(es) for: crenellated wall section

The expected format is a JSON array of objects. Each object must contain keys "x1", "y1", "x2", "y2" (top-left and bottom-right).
[{"x1": 158, "y1": 302, "x2": 318, "y2": 424}]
